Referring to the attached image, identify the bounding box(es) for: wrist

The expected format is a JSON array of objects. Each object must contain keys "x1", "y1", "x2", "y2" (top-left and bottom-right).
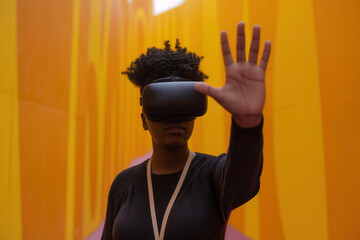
[{"x1": 233, "y1": 114, "x2": 262, "y2": 128}]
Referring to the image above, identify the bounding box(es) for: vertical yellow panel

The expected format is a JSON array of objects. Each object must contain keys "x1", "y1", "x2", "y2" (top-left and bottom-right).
[
  {"x1": 118, "y1": 1, "x2": 125, "y2": 172},
  {"x1": 164, "y1": 13, "x2": 170, "y2": 40},
  {"x1": 171, "y1": 12, "x2": 176, "y2": 42},
  {"x1": 84, "y1": 0, "x2": 106, "y2": 235},
  {"x1": 273, "y1": 0, "x2": 328, "y2": 239},
  {"x1": 313, "y1": 1, "x2": 360, "y2": 239},
  {"x1": 132, "y1": 7, "x2": 149, "y2": 162},
  {"x1": 0, "y1": 1, "x2": 22, "y2": 239},
  {"x1": 84, "y1": 0, "x2": 112, "y2": 234},
  {"x1": 95, "y1": 0, "x2": 111, "y2": 225},
  {"x1": 123, "y1": 1, "x2": 133, "y2": 171},
  {"x1": 110, "y1": 85, "x2": 117, "y2": 183},
  {"x1": 65, "y1": 0, "x2": 80, "y2": 239},
  {"x1": 244, "y1": 194, "x2": 260, "y2": 240},
  {"x1": 83, "y1": 113, "x2": 93, "y2": 237},
  {"x1": 156, "y1": 14, "x2": 162, "y2": 45},
  {"x1": 200, "y1": 0, "x2": 226, "y2": 155}
]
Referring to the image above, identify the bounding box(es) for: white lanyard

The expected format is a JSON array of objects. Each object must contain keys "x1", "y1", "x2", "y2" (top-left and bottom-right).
[{"x1": 146, "y1": 151, "x2": 195, "y2": 240}]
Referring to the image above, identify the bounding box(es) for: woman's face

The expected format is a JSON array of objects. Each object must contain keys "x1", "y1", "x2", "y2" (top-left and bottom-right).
[{"x1": 145, "y1": 118, "x2": 195, "y2": 148}]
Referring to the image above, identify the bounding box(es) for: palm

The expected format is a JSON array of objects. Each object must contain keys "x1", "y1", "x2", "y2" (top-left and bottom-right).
[
  {"x1": 195, "y1": 22, "x2": 271, "y2": 119},
  {"x1": 221, "y1": 61, "x2": 265, "y2": 116}
]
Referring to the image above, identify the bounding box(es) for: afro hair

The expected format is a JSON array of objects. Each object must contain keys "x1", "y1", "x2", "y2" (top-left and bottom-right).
[{"x1": 122, "y1": 39, "x2": 208, "y2": 92}]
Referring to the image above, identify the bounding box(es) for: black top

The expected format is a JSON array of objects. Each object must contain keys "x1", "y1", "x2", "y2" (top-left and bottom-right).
[{"x1": 102, "y1": 119, "x2": 263, "y2": 240}]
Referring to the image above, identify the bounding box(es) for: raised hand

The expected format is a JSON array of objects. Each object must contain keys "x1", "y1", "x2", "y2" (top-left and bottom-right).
[{"x1": 195, "y1": 22, "x2": 271, "y2": 128}]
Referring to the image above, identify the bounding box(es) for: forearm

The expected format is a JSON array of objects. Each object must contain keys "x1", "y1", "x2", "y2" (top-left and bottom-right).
[{"x1": 223, "y1": 116, "x2": 264, "y2": 208}]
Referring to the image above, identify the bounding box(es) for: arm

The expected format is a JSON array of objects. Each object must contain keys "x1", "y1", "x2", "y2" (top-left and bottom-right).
[
  {"x1": 225, "y1": 116, "x2": 263, "y2": 208},
  {"x1": 101, "y1": 182, "x2": 117, "y2": 240},
  {"x1": 195, "y1": 22, "x2": 270, "y2": 213},
  {"x1": 208, "y1": 116, "x2": 263, "y2": 218}
]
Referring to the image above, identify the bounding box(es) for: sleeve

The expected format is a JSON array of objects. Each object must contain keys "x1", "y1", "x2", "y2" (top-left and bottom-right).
[
  {"x1": 211, "y1": 116, "x2": 263, "y2": 218},
  {"x1": 101, "y1": 180, "x2": 118, "y2": 240}
]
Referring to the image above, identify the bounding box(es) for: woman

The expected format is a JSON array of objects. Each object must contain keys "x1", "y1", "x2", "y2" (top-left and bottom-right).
[{"x1": 102, "y1": 22, "x2": 271, "y2": 240}]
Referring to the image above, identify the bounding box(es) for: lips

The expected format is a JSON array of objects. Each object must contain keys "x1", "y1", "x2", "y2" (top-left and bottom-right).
[{"x1": 165, "y1": 124, "x2": 185, "y2": 133}]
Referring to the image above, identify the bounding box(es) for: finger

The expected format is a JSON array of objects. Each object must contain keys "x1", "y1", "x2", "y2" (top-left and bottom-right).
[
  {"x1": 259, "y1": 40, "x2": 271, "y2": 71},
  {"x1": 221, "y1": 30, "x2": 234, "y2": 67},
  {"x1": 194, "y1": 82, "x2": 223, "y2": 103},
  {"x1": 248, "y1": 25, "x2": 260, "y2": 64},
  {"x1": 236, "y1": 22, "x2": 246, "y2": 62}
]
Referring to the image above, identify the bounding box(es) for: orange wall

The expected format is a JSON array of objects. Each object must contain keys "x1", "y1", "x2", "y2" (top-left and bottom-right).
[{"x1": 1, "y1": 0, "x2": 360, "y2": 239}]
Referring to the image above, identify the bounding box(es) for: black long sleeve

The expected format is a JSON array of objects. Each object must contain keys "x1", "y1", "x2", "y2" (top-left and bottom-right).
[{"x1": 102, "y1": 118, "x2": 263, "y2": 240}]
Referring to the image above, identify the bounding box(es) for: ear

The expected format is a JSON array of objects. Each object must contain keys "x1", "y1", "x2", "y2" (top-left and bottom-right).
[{"x1": 141, "y1": 113, "x2": 148, "y2": 130}]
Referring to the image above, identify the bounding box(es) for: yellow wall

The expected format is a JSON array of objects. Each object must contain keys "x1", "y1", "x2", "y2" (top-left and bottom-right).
[{"x1": 1, "y1": 0, "x2": 359, "y2": 239}]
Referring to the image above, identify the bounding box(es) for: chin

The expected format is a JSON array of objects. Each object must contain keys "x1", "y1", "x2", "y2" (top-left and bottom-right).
[{"x1": 164, "y1": 138, "x2": 188, "y2": 148}]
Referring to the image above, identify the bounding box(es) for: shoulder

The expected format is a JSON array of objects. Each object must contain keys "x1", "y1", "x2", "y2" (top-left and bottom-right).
[
  {"x1": 193, "y1": 152, "x2": 225, "y2": 162},
  {"x1": 110, "y1": 160, "x2": 148, "y2": 192},
  {"x1": 191, "y1": 152, "x2": 227, "y2": 171}
]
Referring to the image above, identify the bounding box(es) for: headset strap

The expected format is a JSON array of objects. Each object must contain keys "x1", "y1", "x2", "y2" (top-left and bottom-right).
[{"x1": 146, "y1": 151, "x2": 195, "y2": 240}]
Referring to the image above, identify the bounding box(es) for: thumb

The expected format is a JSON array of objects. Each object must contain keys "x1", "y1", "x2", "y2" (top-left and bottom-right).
[{"x1": 194, "y1": 82, "x2": 222, "y2": 103}]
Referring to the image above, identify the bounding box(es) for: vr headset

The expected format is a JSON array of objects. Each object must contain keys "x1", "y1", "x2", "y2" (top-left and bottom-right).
[{"x1": 140, "y1": 76, "x2": 208, "y2": 121}]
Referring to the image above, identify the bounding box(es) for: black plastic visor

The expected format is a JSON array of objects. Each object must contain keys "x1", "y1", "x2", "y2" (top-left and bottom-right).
[{"x1": 141, "y1": 80, "x2": 207, "y2": 122}]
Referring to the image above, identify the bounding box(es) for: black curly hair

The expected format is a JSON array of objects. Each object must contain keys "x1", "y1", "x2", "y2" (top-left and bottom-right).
[{"x1": 122, "y1": 39, "x2": 208, "y2": 92}]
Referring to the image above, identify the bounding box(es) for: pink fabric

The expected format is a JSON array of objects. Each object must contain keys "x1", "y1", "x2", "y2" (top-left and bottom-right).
[
  {"x1": 86, "y1": 221, "x2": 251, "y2": 240},
  {"x1": 86, "y1": 220, "x2": 104, "y2": 240},
  {"x1": 225, "y1": 224, "x2": 251, "y2": 240},
  {"x1": 129, "y1": 150, "x2": 153, "y2": 167}
]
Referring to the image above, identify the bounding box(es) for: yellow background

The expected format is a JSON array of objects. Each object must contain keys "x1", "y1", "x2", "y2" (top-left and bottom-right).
[{"x1": 1, "y1": 0, "x2": 359, "y2": 239}]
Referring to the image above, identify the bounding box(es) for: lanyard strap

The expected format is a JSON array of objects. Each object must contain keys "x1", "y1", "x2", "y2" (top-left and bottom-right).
[{"x1": 146, "y1": 151, "x2": 195, "y2": 240}]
